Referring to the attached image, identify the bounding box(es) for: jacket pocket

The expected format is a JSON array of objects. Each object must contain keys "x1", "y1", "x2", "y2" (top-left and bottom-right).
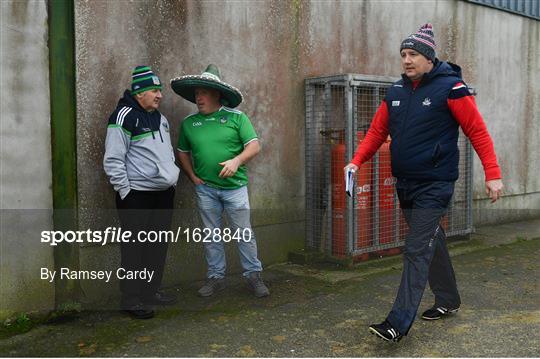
[
  {"x1": 155, "y1": 160, "x2": 180, "y2": 187},
  {"x1": 127, "y1": 162, "x2": 159, "y2": 180}
]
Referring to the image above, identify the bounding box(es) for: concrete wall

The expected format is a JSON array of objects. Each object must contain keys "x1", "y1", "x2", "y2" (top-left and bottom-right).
[
  {"x1": 0, "y1": 1, "x2": 55, "y2": 318},
  {"x1": 73, "y1": 0, "x2": 539, "y2": 301},
  {"x1": 464, "y1": 4, "x2": 540, "y2": 224}
]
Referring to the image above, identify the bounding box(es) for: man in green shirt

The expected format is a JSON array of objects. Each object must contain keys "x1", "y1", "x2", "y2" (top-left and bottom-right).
[{"x1": 171, "y1": 65, "x2": 269, "y2": 298}]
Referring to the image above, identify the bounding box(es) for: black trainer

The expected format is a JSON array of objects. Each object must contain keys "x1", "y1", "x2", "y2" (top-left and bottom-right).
[
  {"x1": 421, "y1": 305, "x2": 459, "y2": 320},
  {"x1": 121, "y1": 302, "x2": 154, "y2": 320},
  {"x1": 368, "y1": 320, "x2": 403, "y2": 342}
]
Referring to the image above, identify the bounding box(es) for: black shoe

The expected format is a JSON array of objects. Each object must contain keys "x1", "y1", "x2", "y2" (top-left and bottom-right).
[
  {"x1": 421, "y1": 305, "x2": 459, "y2": 320},
  {"x1": 198, "y1": 278, "x2": 226, "y2": 297},
  {"x1": 368, "y1": 320, "x2": 403, "y2": 342},
  {"x1": 142, "y1": 291, "x2": 178, "y2": 306},
  {"x1": 121, "y1": 302, "x2": 154, "y2": 319}
]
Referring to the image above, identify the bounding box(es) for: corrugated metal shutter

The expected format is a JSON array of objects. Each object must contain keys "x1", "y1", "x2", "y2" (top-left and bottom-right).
[{"x1": 466, "y1": 0, "x2": 540, "y2": 20}]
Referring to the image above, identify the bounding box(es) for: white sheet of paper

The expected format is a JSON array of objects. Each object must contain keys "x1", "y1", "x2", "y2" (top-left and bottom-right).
[{"x1": 345, "y1": 168, "x2": 355, "y2": 197}]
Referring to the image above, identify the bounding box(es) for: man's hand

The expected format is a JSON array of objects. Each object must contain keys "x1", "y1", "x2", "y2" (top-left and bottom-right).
[
  {"x1": 485, "y1": 179, "x2": 503, "y2": 203},
  {"x1": 344, "y1": 163, "x2": 359, "y2": 173},
  {"x1": 177, "y1": 151, "x2": 205, "y2": 186},
  {"x1": 219, "y1": 157, "x2": 241, "y2": 178},
  {"x1": 191, "y1": 175, "x2": 205, "y2": 186}
]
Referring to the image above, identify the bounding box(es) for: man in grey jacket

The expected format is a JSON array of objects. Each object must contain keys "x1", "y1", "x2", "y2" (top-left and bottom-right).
[{"x1": 104, "y1": 65, "x2": 179, "y2": 319}]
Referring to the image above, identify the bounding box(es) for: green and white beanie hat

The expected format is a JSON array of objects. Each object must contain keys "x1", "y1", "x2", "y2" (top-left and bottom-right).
[{"x1": 131, "y1": 65, "x2": 162, "y2": 95}]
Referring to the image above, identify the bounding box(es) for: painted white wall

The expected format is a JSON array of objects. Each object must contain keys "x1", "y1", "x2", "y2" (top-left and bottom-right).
[{"x1": 0, "y1": 1, "x2": 55, "y2": 318}]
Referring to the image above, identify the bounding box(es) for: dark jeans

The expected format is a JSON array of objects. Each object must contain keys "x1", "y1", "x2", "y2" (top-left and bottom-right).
[
  {"x1": 115, "y1": 187, "x2": 175, "y2": 306},
  {"x1": 386, "y1": 179, "x2": 461, "y2": 335}
]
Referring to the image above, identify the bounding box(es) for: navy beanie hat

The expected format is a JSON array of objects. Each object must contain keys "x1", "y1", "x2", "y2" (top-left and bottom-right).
[
  {"x1": 400, "y1": 23, "x2": 436, "y2": 62},
  {"x1": 131, "y1": 65, "x2": 162, "y2": 95}
]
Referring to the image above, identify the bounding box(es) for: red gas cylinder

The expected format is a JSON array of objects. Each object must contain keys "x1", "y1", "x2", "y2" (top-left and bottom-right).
[
  {"x1": 355, "y1": 131, "x2": 373, "y2": 261},
  {"x1": 331, "y1": 142, "x2": 347, "y2": 258}
]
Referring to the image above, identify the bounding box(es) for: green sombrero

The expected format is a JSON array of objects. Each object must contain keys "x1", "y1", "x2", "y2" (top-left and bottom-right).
[{"x1": 170, "y1": 64, "x2": 243, "y2": 108}]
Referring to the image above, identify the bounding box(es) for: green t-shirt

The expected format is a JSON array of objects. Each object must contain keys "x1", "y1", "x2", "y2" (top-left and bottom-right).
[{"x1": 177, "y1": 107, "x2": 258, "y2": 189}]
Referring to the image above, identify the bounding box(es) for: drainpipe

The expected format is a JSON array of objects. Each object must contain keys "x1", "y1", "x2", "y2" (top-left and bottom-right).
[{"x1": 48, "y1": 0, "x2": 80, "y2": 308}]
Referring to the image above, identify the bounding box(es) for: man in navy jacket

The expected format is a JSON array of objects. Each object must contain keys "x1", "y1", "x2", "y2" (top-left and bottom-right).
[{"x1": 345, "y1": 24, "x2": 503, "y2": 342}]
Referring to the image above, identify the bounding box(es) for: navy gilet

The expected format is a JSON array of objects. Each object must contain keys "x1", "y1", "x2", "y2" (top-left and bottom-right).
[{"x1": 385, "y1": 60, "x2": 464, "y2": 181}]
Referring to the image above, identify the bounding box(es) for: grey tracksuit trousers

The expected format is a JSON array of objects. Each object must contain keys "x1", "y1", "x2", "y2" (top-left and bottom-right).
[{"x1": 386, "y1": 179, "x2": 461, "y2": 335}]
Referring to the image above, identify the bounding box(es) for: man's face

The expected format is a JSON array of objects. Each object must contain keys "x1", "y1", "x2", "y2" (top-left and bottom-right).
[
  {"x1": 135, "y1": 89, "x2": 162, "y2": 112},
  {"x1": 195, "y1": 87, "x2": 221, "y2": 115},
  {"x1": 400, "y1": 49, "x2": 433, "y2": 80}
]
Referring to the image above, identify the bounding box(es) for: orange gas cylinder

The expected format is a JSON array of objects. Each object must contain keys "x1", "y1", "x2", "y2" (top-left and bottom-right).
[
  {"x1": 440, "y1": 214, "x2": 449, "y2": 231},
  {"x1": 355, "y1": 131, "x2": 373, "y2": 261},
  {"x1": 378, "y1": 137, "x2": 395, "y2": 245},
  {"x1": 331, "y1": 142, "x2": 347, "y2": 258},
  {"x1": 376, "y1": 137, "x2": 401, "y2": 257}
]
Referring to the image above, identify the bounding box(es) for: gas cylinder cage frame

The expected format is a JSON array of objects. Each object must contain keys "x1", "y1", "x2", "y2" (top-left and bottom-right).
[{"x1": 305, "y1": 74, "x2": 474, "y2": 259}]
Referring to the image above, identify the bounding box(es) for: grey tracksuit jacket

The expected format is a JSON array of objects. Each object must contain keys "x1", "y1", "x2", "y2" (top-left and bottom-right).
[{"x1": 103, "y1": 90, "x2": 179, "y2": 199}]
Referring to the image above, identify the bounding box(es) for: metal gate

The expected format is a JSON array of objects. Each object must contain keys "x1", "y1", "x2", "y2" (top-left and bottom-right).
[{"x1": 305, "y1": 74, "x2": 473, "y2": 260}]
